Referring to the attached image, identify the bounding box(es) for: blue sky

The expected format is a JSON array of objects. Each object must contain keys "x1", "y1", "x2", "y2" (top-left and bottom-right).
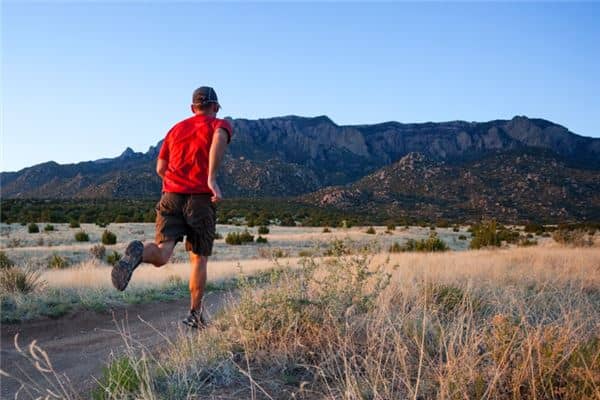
[{"x1": 2, "y1": 2, "x2": 599, "y2": 172}]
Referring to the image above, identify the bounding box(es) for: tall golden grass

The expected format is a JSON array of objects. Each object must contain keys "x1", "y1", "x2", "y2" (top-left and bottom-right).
[
  {"x1": 87, "y1": 245, "x2": 600, "y2": 399},
  {"x1": 4, "y1": 245, "x2": 599, "y2": 398}
]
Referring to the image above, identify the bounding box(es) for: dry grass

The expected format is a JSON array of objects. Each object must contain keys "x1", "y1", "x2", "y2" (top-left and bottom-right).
[
  {"x1": 40, "y1": 258, "x2": 305, "y2": 290},
  {"x1": 27, "y1": 245, "x2": 595, "y2": 400},
  {"x1": 3, "y1": 223, "x2": 599, "y2": 398}
]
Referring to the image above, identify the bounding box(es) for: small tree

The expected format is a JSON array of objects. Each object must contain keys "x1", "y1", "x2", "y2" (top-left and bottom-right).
[
  {"x1": 0, "y1": 251, "x2": 15, "y2": 269},
  {"x1": 48, "y1": 254, "x2": 69, "y2": 269},
  {"x1": 256, "y1": 236, "x2": 268, "y2": 244},
  {"x1": 258, "y1": 226, "x2": 270, "y2": 235},
  {"x1": 107, "y1": 251, "x2": 122, "y2": 266},
  {"x1": 470, "y1": 220, "x2": 502, "y2": 249},
  {"x1": 102, "y1": 230, "x2": 117, "y2": 245},
  {"x1": 365, "y1": 226, "x2": 376, "y2": 234},
  {"x1": 28, "y1": 223, "x2": 39, "y2": 233},
  {"x1": 69, "y1": 219, "x2": 80, "y2": 228},
  {"x1": 280, "y1": 214, "x2": 296, "y2": 227},
  {"x1": 44, "y1": 224, "x2": 55, "y2": 232},
  {"x1": 75, "y1": 231, "x2": 90, "y2": 242}
]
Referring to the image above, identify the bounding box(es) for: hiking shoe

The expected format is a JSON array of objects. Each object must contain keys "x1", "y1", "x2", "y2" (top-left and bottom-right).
[
  {"x1": 111, "y1": 240, "x2": 144, "y2": 291},
  {"x1": 182, "y1": 309, "x2": 208, "y2": 329}
]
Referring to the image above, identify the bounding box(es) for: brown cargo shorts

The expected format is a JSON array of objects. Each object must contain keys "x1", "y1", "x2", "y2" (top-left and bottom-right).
[{"x1": 155, "y1": 192, "x2": 217, "y2": 256}]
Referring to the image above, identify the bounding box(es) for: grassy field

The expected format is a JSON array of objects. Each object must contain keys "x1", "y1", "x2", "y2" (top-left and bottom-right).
[
  {"x1": 0, "y1": 223, "x2": 476, "y2": 322},
  {"x1": 6, "y1": 245, "x2": 599, "y2": 399},
  {"x1": 0, "y1": 222, "x2": 472, "y2": 265},
  {"x1": 2, "y1": 223, "x2": 599, "y2": 398}
]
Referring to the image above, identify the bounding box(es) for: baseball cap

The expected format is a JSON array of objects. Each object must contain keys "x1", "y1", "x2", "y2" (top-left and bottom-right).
[{"x1": 192, "y1": 86, "x2": 220, "y2": 107}]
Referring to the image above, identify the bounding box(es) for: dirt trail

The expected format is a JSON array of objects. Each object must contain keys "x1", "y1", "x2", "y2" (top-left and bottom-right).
[{"x1": 0, "y1": 291, "x2": 231, "y2": 399}]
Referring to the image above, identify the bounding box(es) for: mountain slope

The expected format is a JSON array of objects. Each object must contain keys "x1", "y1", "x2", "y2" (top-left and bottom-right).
[
  {"x1": 305, "y1": 150, "x2": 600, "y2": 222},
  {"x1": 1, "y1": 115, "x2": 598, "y2": 206}
]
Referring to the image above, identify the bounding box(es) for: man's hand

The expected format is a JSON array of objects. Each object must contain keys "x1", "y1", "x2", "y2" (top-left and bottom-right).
[
  {"x1": 156, "y1": 158, "x2": 168, "y2": 179},
  {"x1": 207, "y1": 178, "x2": 222, "y2": 203}
]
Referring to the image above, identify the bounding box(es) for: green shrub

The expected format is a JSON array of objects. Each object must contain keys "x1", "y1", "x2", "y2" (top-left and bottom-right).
[
  {"x1": 0, "y1": 251, "x2": 15, "y2": 269},
  {"x1": 256, "y1": 236, "x2": 268, "y2": 244},
  {"x1": 552, "y1": 229, "x2": 593, "y2": 247},
  {"x1": 90, "y1": 244, "x2": 106, "y2": 259},
  {"x1": 280, "y1": 214, "x2": 296, "y2": 227},
  {"x1": 436, "y1": 220, "x2": 450, "y2": 228},
  {"x1": 75, "y1": 230, "x2": 90, "y2": 242},
  {"x1": 28, "y1": 223, "x2": 39, "y2": 233},
  {"x1": 101, "y1": 230, "x2": 117, "y2": 245},
  {"x1": 324, "y1": 239, "x2": 352, "y2": 256},
  {"x1": 365, "y1": 226, "x2": 376, "y2": 234},
  {"x1": 225, "y1": 230, "x2": 255, "y2": 245},
  {"x1": 44, "y1": 224, "x2": 55, "y2": 232},
  {"x1": 469, "y1": 220, "x2": 501, "y2": 249},
  {"x1": 386, "y1": 224, "x2": 396, "y2": 231},
  {"x1": 48, "y1": 254, "x2": 69, "y2": 269},
  {"x1": 498, "y1": 227, "x2": 520, "y2": 244},
  {"x1": 518, "y1": 236, "x2": 538, "y2": 247},
  {"x1": 524, "y1": 223, "x2": 545, "y2": 233},
  {"x1": 402, "y1": 233, "x2": 449, "y2": 252},
  {"x1": 106, "y1": 251, "x2": 122, "y2": 266},
  {"x1": 452, "y1": 226, "x2": 460, "y2": 232},
  {"x1": 258, "y1": 226, "x2": 270, "y2": 235},
  {"x1": 92, "y1": 357, "x2": 141, "y2": 399},
  {"x1": 322, "y1": 227, "x2": 331, "y2": 233},
  {"x1": 458, "y1": 234, "x2": 467, "y2": 240},
  {"x1": 68, "y1": 219, "x2": 80, "y2": 228},
  {"x1": 0, "y1": 268, "x2": 43, "y2": 294}
]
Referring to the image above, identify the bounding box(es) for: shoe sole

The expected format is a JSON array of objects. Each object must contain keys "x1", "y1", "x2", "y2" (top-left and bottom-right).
[
  {"x1": 111, "y1": 241, "x2": 143, "y2": 291},
  {"x1": 181, "y1": 316, "x2": 208, "y2": 330}
]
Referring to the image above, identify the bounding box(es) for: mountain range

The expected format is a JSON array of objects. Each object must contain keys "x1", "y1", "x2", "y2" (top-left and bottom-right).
[{"x1": 2, "y1": 115, "x2": 599, "y2": 222}]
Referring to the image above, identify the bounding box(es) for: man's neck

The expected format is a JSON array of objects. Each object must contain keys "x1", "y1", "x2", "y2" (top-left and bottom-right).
[{"x1": 195, "y1": 112, "x2": 216, "y2": 118}]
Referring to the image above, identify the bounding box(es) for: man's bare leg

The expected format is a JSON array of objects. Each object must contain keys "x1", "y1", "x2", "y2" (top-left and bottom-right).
[
  {"x1": 189, "y1": 252, "x2": 208, "y2": 311},
  {"x1": 142, "y1": 240, "x2": 176, "y2": 267}
]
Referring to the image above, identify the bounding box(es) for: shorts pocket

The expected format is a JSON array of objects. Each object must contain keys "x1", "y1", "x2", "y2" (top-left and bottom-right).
[{"x1": 157, "y1": 193, "x2": 182, "y2": 216}]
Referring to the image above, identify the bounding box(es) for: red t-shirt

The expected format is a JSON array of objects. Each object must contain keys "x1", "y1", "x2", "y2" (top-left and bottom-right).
[{"x1": 158, "y1": 114, "x2": 233, "y2": 194}]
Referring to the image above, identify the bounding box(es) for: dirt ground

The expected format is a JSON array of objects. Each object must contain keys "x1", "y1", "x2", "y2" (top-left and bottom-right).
[{"x1": 0, "y1": 291, "x2": 232, "y2": 399}]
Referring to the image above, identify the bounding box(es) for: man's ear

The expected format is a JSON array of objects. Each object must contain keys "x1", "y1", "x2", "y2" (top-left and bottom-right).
[{"x1": 190, "y1": 104, "x2": 196, "y2": 114}]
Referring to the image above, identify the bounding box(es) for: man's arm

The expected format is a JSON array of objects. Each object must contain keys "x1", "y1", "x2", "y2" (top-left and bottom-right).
[
  {"x1": 156, "y1": 158, "x2": 168, "y2": 179},
  {"x1": 207, "y1": 128, "x2": 229, "y2": 202}
]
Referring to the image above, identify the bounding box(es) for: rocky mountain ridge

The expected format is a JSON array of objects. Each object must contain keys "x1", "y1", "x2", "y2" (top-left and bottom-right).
[{"x1": 1, "y1": 114, "x2": 598, "y2": 221}]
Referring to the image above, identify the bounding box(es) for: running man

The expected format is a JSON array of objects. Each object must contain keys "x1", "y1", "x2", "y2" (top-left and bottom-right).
[{"x1": 111, "y1": 86, "x2": 233, "y2": 329}]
